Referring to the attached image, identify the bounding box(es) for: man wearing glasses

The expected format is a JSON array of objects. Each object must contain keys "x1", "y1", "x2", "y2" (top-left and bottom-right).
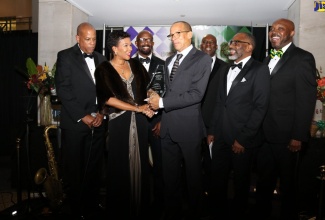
[
  {"x1": 132, "y1": 30, "x2": 165, "y2": 219},
  {"x1": 206, "y1": 32, "x2": 270, "y2": 219},
  {"x1": 148, "y1": 21, "x2": 211, "y2": 219}
]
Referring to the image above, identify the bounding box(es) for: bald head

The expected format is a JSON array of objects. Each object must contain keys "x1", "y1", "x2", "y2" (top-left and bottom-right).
[
  {"x1": 269, "y1": 18, "x2": 295, "y2": 50},
  {"x1": 273, "y1": 18, "x2": 295, "y2": 31},
  {"x1": 135, "y1": 30, "x2": 154, "y2": 57},
  {"x1": 76, "y1": 22, "x2": 96, "y2": 55},
  {"x1": 200, "y1": 34, "x2": 217, "y2": 57},
  {"x1": 77, "y1": 22, "x2": 95, "y2": 36}
]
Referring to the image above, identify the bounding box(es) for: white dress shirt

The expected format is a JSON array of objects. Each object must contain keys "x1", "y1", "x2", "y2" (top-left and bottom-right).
[
  {"x1": 227, "y1": 56, "x2": 251, "y2": 95},
  {"x1": 139, "y1": 54, "x2": 152, "y2": 72},
  {"x1": 211, "y1": 55, "x2": 216, "y2": 71},
  {"x1": 268, "y1": 42, "x2": 291, "y2": 73}
]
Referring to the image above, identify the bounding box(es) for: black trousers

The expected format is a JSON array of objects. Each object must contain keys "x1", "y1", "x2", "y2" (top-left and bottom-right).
[
  {"x1": 209, "y1": 141, "x2": 254, "y2": 220},
  {"x1": 255, "y1": 142, "x2": 300, "y2": 220},
  {"x1": 161, "y1": 133, "x2": 203, "y2": 220},
  {"x1": 148, "y1": 117, "x2": 164, "y2": 207},
  {"x1": 61, "y1": 126, "x2": 105, "y2": 216}
]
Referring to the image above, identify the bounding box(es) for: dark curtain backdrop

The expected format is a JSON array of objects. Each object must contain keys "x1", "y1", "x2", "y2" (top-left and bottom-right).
[
  {"x1": 95, "y1": 29, "x2": 114, "y2": 60},
  {"x1": 251, "y1": 27, "x2": 268, "y2": 62},
  {"x1": 0, "y1": 31, "x2": 38, "y2": 156}
]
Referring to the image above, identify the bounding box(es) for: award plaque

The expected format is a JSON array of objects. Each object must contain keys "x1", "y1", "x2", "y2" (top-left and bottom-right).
[{"x1": 147, "y1": 64, "x2": 166, "y2": 97}]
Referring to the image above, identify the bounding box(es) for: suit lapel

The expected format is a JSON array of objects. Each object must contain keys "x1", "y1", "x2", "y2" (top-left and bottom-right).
[
  {"x1": 94, "y1": 53, "x2": 100, "y2": 67},
  {"x1": 165, "y1": 56, "x2": 173, "y2": 88},
  {"x1": 270, "y1": 44, "x2": 295, "y2": 76},
  {"x1": 209, "y1": 59, "x2": 221, "y2": 82},
  {"x1": 228, "y1": 58, "x2": 253, "y2": 95},
  {"x1": 73, "y1": 45, "x2": 95, "y2": 84},
  {"x1": 169, "y1": 48, "x2": 196, "y2": 84},
  {"x1": 148, "y1": 57, "x2": 157, "y2": 76}
]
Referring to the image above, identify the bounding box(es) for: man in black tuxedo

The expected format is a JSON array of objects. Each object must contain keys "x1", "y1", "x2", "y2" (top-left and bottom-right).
[
  {"x1": 55, "y1": 22, "x2": 107, "y2": 219},
  {"x1": 255, "y1": 18, "x2": 317, "y2": 220},
  {"x1": 148, "y1": 21, "x2": 211, "y2": 220},
  {"x1": 200, "y1": 34, "x2": 229, "y2": 194},
  {"x1": 207, "y1": 32, "x2": 270, "y2": 219},
  {"x1": 132, "y1": 30, "x2": 165, "y2": 217}
]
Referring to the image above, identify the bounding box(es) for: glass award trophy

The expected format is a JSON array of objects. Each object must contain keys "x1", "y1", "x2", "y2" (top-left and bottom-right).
[{"x1": 146, "y1": 64, "x2": 166, "y2": 97}]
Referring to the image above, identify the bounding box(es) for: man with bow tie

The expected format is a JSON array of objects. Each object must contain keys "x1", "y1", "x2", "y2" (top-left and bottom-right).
[
  {"x1": 132, "y1": 30, "x2": 165, "y2": 218},
  {"x1": 206, "y1": 32, "x2": 270, "y2": 219},
  {"x1": 55, "y1": 22, "x2": 107, "y2": 219},
  {"x1": 255, "y1": 18, "x2": 317, "y2": 220}
]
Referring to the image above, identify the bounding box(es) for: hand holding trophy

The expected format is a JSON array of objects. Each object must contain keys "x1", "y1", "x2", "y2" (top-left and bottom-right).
[
  {"x1": 146, "y1": 64, "x2": 165, "y2": 111},
  {"x1": 147, "y1": 64, "x2": 166, "y2": 97}
]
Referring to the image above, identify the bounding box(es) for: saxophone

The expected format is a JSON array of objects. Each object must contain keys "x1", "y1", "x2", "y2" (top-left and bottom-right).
[{"x1": 34, "y1": 124, "x2": 64, "y2": 210}]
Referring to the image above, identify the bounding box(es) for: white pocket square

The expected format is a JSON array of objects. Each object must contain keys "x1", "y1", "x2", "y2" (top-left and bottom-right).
[{"x1": 241, "y1": 78, "x2": 246, "y2": 82}]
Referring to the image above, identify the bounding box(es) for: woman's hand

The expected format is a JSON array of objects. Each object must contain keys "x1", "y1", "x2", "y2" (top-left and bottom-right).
[{"x1": 137, "y1": 104, "x2": 155, "y2": 118}]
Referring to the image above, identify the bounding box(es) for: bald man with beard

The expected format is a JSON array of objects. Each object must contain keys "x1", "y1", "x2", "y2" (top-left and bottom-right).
[
  {"x1": 207, "y1": 32, "x2": 270, "y2": 220},
  {"x1": 255, "y1": 18, "x2": 317, "y2": 220}
]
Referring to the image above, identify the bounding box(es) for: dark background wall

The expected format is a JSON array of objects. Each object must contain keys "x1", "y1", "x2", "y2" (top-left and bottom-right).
[{"x1": 0, "y1": 30, "x2": 38, "y2": 157}]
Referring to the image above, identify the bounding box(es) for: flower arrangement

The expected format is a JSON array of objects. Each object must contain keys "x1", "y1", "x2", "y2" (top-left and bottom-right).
[
  {"x1": 315, "y1": 66, "x2": 325, "y2": 137},
  {"x1": 26, "y1": 57, "x2": 56, "y2": 96},
  {"x1": 317, "y1": 80, "x2": 325, "y2": 103},
  {"x1": 316, "y1": 66, "x2": 325, "y2": 102}
]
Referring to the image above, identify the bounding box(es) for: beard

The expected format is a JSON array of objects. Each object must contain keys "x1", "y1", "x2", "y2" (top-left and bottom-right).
[
  {"x1": 228, "y1": 54, "x2": 238, "y2": 61},
  {"x1": 138, "y1": 47, "x2": 152, "y2": 56}
]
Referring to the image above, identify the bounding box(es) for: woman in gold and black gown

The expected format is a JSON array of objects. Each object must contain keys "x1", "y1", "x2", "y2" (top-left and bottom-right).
[{"x1": 95, "y1": 30, "x2": 154, "y2": 220}]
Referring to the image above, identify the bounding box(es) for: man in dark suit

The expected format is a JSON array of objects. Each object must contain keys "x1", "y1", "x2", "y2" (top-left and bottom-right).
[
  {"x1": 206, "y1": 32, "x2": 270, "y2": 219},
  {"x1": 55, "y1": 22, "x2": 107, "y2": 219},
  {"x1": 132, "y1": 30, "x2": 165, "y2": 217},
  {"x1": 200, "y1": 34, "x2": 229, "y2": 194},
  {"x1": 255, "y1": 18, "x2": 317, "y2": 220},
  {"x1": 148, "y1": 21, "x2": 211, "y2": 220}
]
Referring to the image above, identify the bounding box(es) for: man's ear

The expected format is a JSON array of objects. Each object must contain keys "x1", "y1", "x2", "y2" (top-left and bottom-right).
[
  {"x1": 245, "y1": 44, "x2": 253, "y2": 53},
  {"x1": 76, "y1": 35, "x2": 80, "y2": 44}
]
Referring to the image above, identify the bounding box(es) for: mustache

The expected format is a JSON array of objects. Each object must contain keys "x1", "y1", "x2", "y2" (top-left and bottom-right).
[{"x1": 270, "y1": 33, "x2": 281, "y2": 38}]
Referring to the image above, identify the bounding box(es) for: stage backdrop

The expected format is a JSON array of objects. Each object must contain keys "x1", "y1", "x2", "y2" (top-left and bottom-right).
[{"x1": 124, "y1": 25, "x2": 253, "y2": 62}]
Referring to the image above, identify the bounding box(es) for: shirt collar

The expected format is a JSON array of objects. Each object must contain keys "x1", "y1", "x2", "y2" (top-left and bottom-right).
[
  {"x1": 278, "y1": 42, "x2": 291, "y2": 53},
  {"x1": 139, "y1": 53, "x2": 152, "y2": 60},
  {"x1": 234, "y1": 56, "x2": 251, "y2": 68},
  {"x1": 177, "y1": 44, "x2": 193, "y2": 59}
]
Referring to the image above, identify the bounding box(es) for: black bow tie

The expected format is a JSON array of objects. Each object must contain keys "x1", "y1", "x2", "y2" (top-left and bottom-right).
[
  {"x1": 83, "y1": 53, "x2": 94, "y2": 59},
  {"x1": 230, "y1": 62, "x2": 242, "y2": 70},
  {"x1": 139, "y1": 57, "x2": 150, "y2": 64}
]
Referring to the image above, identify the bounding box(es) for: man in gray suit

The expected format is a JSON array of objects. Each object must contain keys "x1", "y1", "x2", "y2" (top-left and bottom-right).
[{"x1": 149, "y1": 21, "x2": 211, "y2": 220}]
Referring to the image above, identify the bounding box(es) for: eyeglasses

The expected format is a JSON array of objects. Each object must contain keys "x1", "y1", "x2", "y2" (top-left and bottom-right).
[
  {"x1": 138, "y1": 38, "x2": 152, "y2": 43},
  {"x1": 202, "y1": 40, "x2": 216, "y2": 45},
  {"x1": 228, "y1": 40, "x2": 250, "y2": 46},
  {"x1": 167, "y1": 31, "x2": 190, "y2": 40}
]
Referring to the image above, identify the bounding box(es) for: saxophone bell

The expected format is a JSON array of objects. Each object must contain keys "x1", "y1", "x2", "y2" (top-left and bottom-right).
[
  {"x1": 34, "y1": 167, "x2": 48, "y2": 185},
  {"x1": 34, "y1": 125, "x2": 64, "y2": 210}
]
